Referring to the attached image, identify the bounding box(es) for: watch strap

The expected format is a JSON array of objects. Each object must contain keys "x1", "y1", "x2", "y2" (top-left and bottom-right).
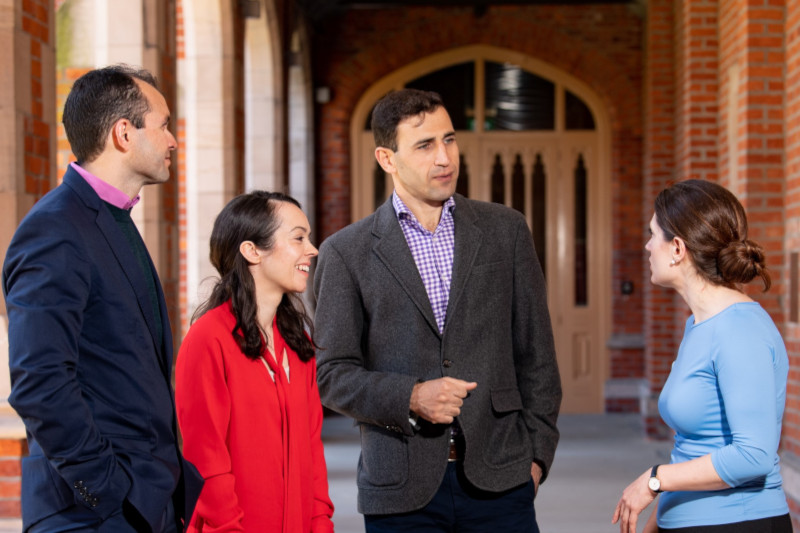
[{"x1": 650, "y1": 464, "x2": 663, "y2": 493}]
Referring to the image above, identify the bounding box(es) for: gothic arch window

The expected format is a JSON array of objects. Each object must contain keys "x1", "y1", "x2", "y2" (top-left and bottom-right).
[
  {"x1": 351, "y1": 46, "x2": 612, "y2": 413},
  {"x1": 356, "y1": 52, "x2": 597, "y2": 215}
]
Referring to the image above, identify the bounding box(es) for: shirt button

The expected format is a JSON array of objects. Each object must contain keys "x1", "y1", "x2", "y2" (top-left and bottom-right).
[{"x1": 442, "y1": 359, "x2": 453, "y2": 368}]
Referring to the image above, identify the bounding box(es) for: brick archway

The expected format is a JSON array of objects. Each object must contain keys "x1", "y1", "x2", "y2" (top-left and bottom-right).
[
  {"x1": 315, "y1": 6, "x2": 642, "y2": 240},
  {"x1": 314, "y1": 5, "x2": 645, "y2": 412}
]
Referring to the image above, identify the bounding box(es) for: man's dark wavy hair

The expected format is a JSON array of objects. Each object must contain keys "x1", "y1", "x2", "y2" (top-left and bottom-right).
[
  {"x1": 63, "y1": 64, "x2": 157, "y2": 163},
  {"x1": 371, "y1": 88, "x2": 444, "y2": 151}
]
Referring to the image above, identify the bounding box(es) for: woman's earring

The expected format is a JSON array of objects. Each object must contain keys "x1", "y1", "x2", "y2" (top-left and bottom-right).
[{"x1": 670, "y1": 259, "x2": 676, "y2": 266}]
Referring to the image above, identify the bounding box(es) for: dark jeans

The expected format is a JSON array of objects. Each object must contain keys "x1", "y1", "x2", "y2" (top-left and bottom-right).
[
  {"x1": 659, "y1": 513, "x2": 792, "y2": 533},
  {"x1": 27, "y1": 499, "x2": 177, "y2": 533},
  {"x1": 364, "y1": 462, "x2": 538, "y2": 533}
]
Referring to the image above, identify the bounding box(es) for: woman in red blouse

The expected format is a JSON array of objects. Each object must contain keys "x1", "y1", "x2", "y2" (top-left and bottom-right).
[{"x1": 176, "y1": 191, "x2": 334, "y2": 532}]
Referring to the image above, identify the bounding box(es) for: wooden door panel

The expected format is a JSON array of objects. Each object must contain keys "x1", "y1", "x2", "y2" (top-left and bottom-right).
[{"x1": 357, "y1": 131, "x2": 606, "y2": 414}]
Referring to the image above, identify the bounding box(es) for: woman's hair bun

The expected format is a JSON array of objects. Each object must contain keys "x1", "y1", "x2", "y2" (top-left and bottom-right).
[{"x1": 717, "y1": 239, "x2": 770, "y2": 290}]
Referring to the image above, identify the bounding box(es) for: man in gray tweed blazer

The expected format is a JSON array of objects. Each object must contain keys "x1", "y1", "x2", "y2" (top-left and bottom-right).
[{"x1": 314, "y1": 88, "x2": 562, "y2": 532}]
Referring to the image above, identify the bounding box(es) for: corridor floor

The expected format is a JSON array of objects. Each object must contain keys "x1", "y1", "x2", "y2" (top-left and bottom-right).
[{"x1": 322, "y1": 413, "x2": 672, "y2": 533}]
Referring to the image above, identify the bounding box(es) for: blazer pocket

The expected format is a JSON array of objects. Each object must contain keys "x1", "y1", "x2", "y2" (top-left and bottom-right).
[
  {"x1": 20, "y1": 454, "x2": 73, "y2": 525},
  {"x1": 357, "y1": 424, "x2": 408, "y2": 490},
  {"x1": 483, "y1": 388, "x2": 531, "y2": 469},
  {"x1": 471, "y1": 260, "x2": 511, "y2": 275},
  {"x1": 490, "y1": 387, "x2": 523, "y2": 413}
]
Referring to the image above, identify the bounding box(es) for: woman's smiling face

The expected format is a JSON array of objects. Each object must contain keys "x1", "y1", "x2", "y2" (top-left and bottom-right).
[{"x1": 253, "y1": 202, "x2": 318, "y2": 296}]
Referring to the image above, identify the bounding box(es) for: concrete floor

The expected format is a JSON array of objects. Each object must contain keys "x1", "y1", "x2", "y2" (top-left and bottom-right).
[
  {"x1": 0, "y1": 413, "x2": 672, "y2": 533},
  {"x1": 322, "y1": 413, "x2": 673, "y2": 533}
]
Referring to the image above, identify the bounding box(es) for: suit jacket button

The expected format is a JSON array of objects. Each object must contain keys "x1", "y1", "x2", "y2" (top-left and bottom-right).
[{"x1": 442, "y1": 359, "x2": 453, "y2": 368}]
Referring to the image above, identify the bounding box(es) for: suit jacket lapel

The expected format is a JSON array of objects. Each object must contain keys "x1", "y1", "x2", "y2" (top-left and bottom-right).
[
  {"x1": 371, "y1": 198, "x2": 440, "y2": 335},
  {"x1": 64, "y1": 170, "x2": 170, "y2": 376},
  {"x1": 446, "y1": 195, "x2": 483, "y2": 327}
]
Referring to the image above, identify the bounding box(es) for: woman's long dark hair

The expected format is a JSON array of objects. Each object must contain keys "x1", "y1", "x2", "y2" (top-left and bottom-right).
[{"x1": 192, "y1": 191, "x2": 316, "y2": 361}]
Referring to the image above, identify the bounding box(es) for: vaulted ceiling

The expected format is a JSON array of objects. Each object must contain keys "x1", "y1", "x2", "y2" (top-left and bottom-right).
[{"x1": 296, "y1": 0, "x2": 638, "y2": 23}]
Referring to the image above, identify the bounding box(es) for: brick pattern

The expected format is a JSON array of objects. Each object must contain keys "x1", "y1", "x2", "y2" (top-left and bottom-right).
[
  {"x1": 643, "y1": 0, "x2": 682, "y2": 438},
  {"x1": 176, "y1": 0, "x2": 185, "y2": 61},
  {"x1": 735, "y1": 2, "x2": 786, "y2": 327},
  {"x1": 314, "y1": 5, "x2": 643, "y2": 237},
  {"x1": 783, "y1": 0, "x2": 800, "y2": 475},
  {"x1": 720, "y1": 3, "x2": 791, "y2": 496},
  {"x1": 676, "y1": 0, "x2": 719, "y2": 183},
  {"x1": 23, "y1": 0, "x2": 52, "y2": 199},
  {"x1": 313, "y1": 5, "x2": 646, "y2": 413},
  {"x1": 0, "y1": 439, "x2": 28, "y2": 518},
  {"x1": 643, "y1": 0, "x2": 721, "y2": 436},
  {"x1": 55, "y1": 68, "x2": 88, "y2": 174},
  {"x1": 647, "y1": 0, "x2": 799, "y2": 520}
]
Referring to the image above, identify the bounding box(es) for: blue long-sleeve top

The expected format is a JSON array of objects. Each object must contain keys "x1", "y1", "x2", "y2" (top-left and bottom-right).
[{"x1": 657, "y1": 302, "x2": 789, "y2": 529}]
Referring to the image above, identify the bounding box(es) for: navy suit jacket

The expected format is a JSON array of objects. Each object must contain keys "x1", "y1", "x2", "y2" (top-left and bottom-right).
[{"x1": 3, "y1": 166, "x2": 202, "y2": 531}]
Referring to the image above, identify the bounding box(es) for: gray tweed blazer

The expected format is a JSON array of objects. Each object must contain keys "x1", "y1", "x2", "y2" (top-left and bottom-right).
[{"x1": 314, "y1": 194, "x2": 562, "y2": 515}]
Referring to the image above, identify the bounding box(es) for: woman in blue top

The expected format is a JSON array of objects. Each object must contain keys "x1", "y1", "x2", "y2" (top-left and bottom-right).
[{"x1": 613, "y1": 179, "x2": 791, "y2": 533}]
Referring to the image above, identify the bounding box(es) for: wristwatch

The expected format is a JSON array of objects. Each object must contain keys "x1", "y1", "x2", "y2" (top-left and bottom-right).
[{"x1": 648, "y1": 464, "x2": 663, "y2": 493}]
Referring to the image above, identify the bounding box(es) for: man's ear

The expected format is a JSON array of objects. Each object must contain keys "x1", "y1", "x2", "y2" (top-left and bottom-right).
[
  {"x1": 239, "y1": 241, "x2": 261, "y2": 265},
  {"x1": 375, "y1": 147, "x2": 396, "y2": 175},
  {"x1": 110, "y1": 118, "x2": 133, "y2": 153}
]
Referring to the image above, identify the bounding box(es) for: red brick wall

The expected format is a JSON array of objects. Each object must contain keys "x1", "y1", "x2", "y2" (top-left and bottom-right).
[
  {"x1": 55, "y1": 67, "x2": 87, "y2": 174},
  {"x1": 314, "y1": 5, "x2": 643, "y2": 236},
  {"x1": 642, "y1": 0, "x2": 724, "y2": 436},
  {"x1": 643, "y1": 0, "x2": 680, "y2": 437},
  {"x1": 676, "y1": 0, "x2": 719, "y2": 183},
  {"x1": 734, "y1": 1, "x2": 785, "y2": 325},
  {"x1": 647, "y1": 1, "x2": 798, "y2": 521},
  {"x1": 719, "y1": 0, "x2": 790, "y2": 481},
  {"x1": 23, "y1": 0, "x2": 54, "y2": 199},
  {"x1": 0, "y1": 439, "x2": 27, "y2": 518},
  {"x1": 784, "y1": 0, "x2": 800, "y2": 527}
]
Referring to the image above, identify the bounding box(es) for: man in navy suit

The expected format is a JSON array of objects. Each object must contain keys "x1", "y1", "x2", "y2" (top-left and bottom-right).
[{"x1": 3, "y1": 65, "x2": 202, "y2": 532}]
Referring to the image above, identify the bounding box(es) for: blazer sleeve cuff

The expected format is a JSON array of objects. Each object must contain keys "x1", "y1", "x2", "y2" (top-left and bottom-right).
[
  {"x1": 72, "y1": 463, "x2": 132, "y2": 520},
  {"x1": 533, "y1": 458, "x2": 549, "y2": 484}
]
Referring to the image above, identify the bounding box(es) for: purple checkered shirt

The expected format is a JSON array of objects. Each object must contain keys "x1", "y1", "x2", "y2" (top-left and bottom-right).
[{"x1": 392, "y1": 192, "x2": 456, "y2": 333}]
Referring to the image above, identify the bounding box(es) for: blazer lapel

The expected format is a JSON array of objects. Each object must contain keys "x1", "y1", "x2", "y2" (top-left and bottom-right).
[
  {"x1": 446, "y1": 195, "x2": 483, "y2": 327},
  {"x1": 95, "y1": 208, "x2": 168, "y2": 372},
  {"x1": 64, "y1": 170, "x2": 169, "y2": 376},
  {"x1": 371, "y1": 199, "x2": 440, "y2": 335}
]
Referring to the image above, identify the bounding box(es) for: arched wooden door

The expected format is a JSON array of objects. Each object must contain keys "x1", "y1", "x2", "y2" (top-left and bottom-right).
[{"x1": 352, "y1": 47, "x2": 611, "y2": 413}]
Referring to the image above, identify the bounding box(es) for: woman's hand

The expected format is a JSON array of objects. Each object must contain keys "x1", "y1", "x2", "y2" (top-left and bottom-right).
[{"x1": 612, "y1": 469, "x2": 656, "y2": 533}]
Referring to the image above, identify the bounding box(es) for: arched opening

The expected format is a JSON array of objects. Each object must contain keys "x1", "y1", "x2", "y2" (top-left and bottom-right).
[{"x1": 351, "y1": 45, "x2": 612, "y2": 413}]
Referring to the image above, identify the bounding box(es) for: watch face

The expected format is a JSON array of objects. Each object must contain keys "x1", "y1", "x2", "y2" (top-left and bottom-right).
[{"x1": 648, "y1": 477, "x2": 661, "y2": 492}]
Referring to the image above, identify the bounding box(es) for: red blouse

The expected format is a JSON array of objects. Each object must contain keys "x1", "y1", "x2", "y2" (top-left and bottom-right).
[{"x1": 176, "y1": 302, "x2": 334, "y2": 532}]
